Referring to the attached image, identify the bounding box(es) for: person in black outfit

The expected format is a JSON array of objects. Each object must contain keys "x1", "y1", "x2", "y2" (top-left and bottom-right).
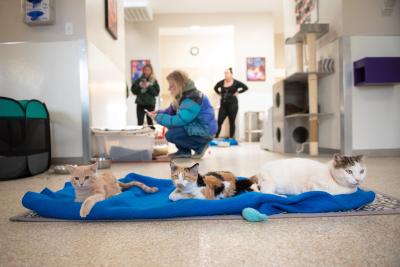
[
  {"x1": 214, "y1": 68, "x2": 248, "y2": 138},
  {"x1": 131, "y1": 64, "x2": 160, "y2": 126}
]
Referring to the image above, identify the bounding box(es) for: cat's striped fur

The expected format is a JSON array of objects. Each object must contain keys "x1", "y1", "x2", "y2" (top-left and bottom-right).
[
  {"x1": 67, "y1": 163, "x2": 158, "y2": 217},
  {"x1": 169, "y1": 162, "x2": 257, "y2": 201}
]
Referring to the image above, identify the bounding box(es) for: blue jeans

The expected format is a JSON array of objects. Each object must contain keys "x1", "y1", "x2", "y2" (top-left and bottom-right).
[{"x1": 165, "y1": 127, "x2": 210, "y2": 154}]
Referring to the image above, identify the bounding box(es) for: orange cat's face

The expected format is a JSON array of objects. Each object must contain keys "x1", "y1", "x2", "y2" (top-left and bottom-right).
[{"x1": 66, "y1": 163, "x2": 98, "y2": 188}]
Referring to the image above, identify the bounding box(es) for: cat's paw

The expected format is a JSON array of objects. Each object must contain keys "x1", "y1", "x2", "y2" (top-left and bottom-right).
[
  {"x1": 169, "y1": 193, "x2": 181, "y2": 201},
  {"x1": 80, "y1": 207, "x2": 90, "y2": 218},
  {"x1": 80, "y1": 201, "x2": 91, "y2": 218},
  {"x1": 150, "y1": 187, "x2": 158, "y2": 193}
]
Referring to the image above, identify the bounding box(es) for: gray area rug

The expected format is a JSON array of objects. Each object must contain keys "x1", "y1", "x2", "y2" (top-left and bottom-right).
[{"x1": 10, "y1": 191, "x2": 400, "y2": 222}]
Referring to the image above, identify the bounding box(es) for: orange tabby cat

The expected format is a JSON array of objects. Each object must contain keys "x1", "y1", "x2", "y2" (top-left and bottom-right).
[{"x1": 66, "y1": 163, "x2": 158, "y2": 218}]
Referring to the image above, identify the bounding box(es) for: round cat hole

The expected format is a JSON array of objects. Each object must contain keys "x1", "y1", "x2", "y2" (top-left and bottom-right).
[
  {"x1": 276, "y1": 127, "x2": 281, "y2": 143},
  {"x1": 275, "y1": 92, "x2": 281, "y2": 108},
  {"x1": 292, "y1": 126, "x2": 309, "y2": 144}
]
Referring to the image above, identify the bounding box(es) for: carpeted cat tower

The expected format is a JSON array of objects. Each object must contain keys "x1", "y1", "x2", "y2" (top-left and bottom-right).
[{"x1": 0, "y1": 97, "x2": 51, "y2": 180}]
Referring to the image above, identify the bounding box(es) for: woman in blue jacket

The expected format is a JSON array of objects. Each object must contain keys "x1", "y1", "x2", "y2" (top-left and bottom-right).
[{"x1": 149, "y1": 70, "x2": 217, "y2": 159}]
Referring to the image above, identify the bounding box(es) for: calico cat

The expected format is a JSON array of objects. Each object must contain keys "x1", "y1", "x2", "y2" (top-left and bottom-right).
[
  {"x1": 169, "y1": 162, "x2": 257, "y2": 201},
  {"x1": 66, "y1": 163, "x2": 158, "y2": 218},
  {"x1": 252, "y1": 154, "x2": 366, "y2": 196}
]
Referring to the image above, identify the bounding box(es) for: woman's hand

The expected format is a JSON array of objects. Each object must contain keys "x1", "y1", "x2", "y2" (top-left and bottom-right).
[
  {"x1": 148, "y1": 111, "x2": 157, "y2": 120},
  {"x1": 139, "y1": 80, "x2": 149, "y2": 89},
  {"x1": 234, "y1": 92, "x2": 239, "y2": 97}
]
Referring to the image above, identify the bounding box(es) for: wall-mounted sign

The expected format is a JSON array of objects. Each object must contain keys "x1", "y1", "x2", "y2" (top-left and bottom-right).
[{"x1": 23, "y1": 0, "x2": 55, "y2": 25}]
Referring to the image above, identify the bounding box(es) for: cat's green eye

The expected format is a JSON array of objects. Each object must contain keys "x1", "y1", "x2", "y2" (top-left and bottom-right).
[
  {"x1": 84, "y1": 176, "x2": 90, "y2": 180},
  {"x1": 346, "y1": 170, "x2": 353, "y2": 175},
  {"x1": 360, "y1": 169, "x2": 364, "y2": 174}
]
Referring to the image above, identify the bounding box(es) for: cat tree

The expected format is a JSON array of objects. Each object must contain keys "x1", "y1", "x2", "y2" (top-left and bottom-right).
[
  {"x1": 272, "y1": 23, "x2": 329, "y2": 156},
  {"x1": 286, "y1": 23, "x2": 329, "y2": 156}
]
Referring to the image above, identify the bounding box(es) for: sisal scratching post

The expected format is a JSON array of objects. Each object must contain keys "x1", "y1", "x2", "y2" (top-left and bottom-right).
[
  {"x1": 296, "y1": 43, "x2": 304, "y2": 72},
  {"x1": 306, "y1": 33, "x2": 318, "y2": 156}
]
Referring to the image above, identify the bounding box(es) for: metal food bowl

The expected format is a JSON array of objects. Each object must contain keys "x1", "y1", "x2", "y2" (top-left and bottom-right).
[
  {"x1": 54, "y1": 164, "x2": 76, "y2": 174},
  {"x1": 90, "y1": 156, "x2": 112, "y2": 169}
]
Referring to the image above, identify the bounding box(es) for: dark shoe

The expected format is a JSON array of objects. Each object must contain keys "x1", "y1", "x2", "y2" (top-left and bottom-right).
[
  {"x1": 168, "y1": 150, "x2": 192, "y2": 159},
  {"x1": 192, "y1": 144, "x2": 209, "y2": 159}
]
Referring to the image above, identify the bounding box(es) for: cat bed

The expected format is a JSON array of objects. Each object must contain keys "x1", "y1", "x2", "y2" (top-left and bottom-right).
[
  {"x1": 209, "y1": 138, "x2": 238, "y2": 147},
  {"x1": 20, "y1": 173, "x2": 376, "y2": 221},
  {"x1": 0, "y1": 97, "x2": 51, "y2": 180}
]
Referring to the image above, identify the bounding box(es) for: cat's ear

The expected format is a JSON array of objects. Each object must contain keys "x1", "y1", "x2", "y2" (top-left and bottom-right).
[
  {"x1": 188, "y1": 163, "x2": 199, "y2": 175},
  {"x1": 65, "y1": 165, "x2": 76, "y2": 174},
  {"x1": 354, "y1": 154, "x2": 365, "y2": 162},
  {"x1": 90, "y1": 162, "x2": 98, "y2": 172},
  {"x1": 170, "y1": 161, "x2": 177, "y2": 172},
  {"x1": 333, "y1": 153, "x2": 342, "y2": 162}
]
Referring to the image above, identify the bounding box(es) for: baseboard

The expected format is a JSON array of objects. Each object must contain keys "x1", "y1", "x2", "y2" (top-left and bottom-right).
[
  {"x1": 353, "y1": 149, "x2": 400, "y2": 157},
  {"x1": 51, "y1": 157, "x2": 85, "y2": 165},
  {"x1": 319, "y1": 147, "x2": 340, "y2": 154}
]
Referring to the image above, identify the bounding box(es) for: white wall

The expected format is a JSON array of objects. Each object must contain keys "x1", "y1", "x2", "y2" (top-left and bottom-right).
[
  {"x1": 158, "y1": 32, "x2": 235, "y2": 104},
  {"x1": 317, "y1": 40, "x2": 341, "y2": 149},
  {"x1": 125, "y1": 13, "x2": 275, "y2": 139},
  {"x1": 350, "y1": 36, "x2": 400, "y2": 150},
  {"x1": 0, "y1": 0, "x2": 86, "y2": 42},
  {"x1": 282, "y1": 0, "x2": 343, "y2": 150},
  {"x1": 0, "y1": 0, "x2": 87, "y2": 160},
  {"x1": 283, "y1": 0, "x2": 343, "y2": 75},
  {"x1": 0, "y1": 41, "x2": 84, "y2": 158},
  {"x1": 85, "y1": 0, "x2": 127, "y2": 128}
]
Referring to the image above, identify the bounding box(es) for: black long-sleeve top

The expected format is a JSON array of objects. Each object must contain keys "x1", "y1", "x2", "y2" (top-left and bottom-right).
[{"x1": 214, "y1": 79, "x2": 248, "y2": 103}]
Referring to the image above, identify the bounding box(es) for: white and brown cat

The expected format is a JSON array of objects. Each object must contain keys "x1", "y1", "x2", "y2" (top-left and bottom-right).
[
  {"x1": 66, "y1": 163, "x2": 158, "y2": 218},
  {"x1": 252, "y1": 154, "x2": 366, "y2": 196},
  {"x1": 169, "y1": 162, "x2": 258, "y2": 201}
]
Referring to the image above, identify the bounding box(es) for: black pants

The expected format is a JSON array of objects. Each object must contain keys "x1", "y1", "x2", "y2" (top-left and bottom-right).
[
  {"x1": 136, "y1": 104, "x2": 155, "y2": 126},
  {"x1": 216, "y1": 100, "x2": 238, "y2": 138}
]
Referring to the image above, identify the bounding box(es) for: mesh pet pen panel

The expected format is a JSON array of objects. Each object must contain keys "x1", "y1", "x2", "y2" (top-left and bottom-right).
[{"x1": 0, "y1": 97, "x2": 51, "y2": 180}]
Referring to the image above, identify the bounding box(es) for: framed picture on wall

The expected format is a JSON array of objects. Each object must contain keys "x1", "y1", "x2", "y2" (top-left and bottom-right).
[
  {"x1": 105, "y1": 0, "x2": 118, "y2": 40},
  {"x1": 131, "y1": 60, "x2": 151, "y2": 83},
  {"x1": 295, "y1": 0, "x2": 319, "y2": 25},
  {"x1": 246, "y1": 57, "x2": 266, "y2": 81}
]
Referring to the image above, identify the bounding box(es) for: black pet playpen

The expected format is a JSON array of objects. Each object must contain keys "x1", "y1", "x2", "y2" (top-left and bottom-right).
[{"x1": 0, "y1": 97, "x2": 51, "y2": 180}]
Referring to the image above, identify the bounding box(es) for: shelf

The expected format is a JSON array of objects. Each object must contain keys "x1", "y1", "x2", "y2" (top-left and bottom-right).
[
  {"x1": 354, "y1": 57, "x2": 400, "y2": 86},
  {"x1": 285, "y1": 24, "x2": 330, "y2": 44},
  {"x1": 284, "y1": 72, "x2": 333, "y2": 82},
  {"x1": 285, "y1": 113, "x2": 333, "y2": 119}
]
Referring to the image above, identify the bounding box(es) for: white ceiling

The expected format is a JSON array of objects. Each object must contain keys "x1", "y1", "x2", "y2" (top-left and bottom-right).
[
  {"x1": 124, "y1": 0, "x2": 284, "y2": 32},
  {"x1": 124, "y1": 0, "x2": 282, "y2": 14}
]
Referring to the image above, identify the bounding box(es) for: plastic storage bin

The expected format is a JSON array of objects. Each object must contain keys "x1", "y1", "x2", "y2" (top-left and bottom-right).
[{"x1": 92, "y1": 127, "x2": 155, "y2": 161}]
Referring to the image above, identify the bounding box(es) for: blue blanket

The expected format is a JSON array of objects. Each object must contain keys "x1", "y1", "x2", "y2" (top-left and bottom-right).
[{"x1": 21, "y1": 173, "x2": 375, "y2": 220}]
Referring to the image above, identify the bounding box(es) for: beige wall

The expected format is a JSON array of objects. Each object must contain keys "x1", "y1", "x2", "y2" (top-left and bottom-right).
[
  {"x1": 343, "y1": 0, "x2": 400, "y2": 36},
  {"x1": 85, "y1": 0, "x2": 126, "y2": 72},
  {"x1": 0, "y1": 0, "x2": 86, "y2": 42}
]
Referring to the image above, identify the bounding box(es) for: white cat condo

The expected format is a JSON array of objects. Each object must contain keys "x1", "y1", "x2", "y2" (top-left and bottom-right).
[{"x1": 272, "y1": 23, "x2": 332, "y2": 156}]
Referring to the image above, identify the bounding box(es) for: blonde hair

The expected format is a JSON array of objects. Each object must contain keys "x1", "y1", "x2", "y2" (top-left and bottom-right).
[{"x1": 167, "y1": 70, "x2": 189, "y2": 108}]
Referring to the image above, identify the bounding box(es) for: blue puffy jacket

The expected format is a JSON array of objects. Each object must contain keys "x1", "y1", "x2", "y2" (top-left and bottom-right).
[{"x1": 155, "y1": 80, "x2": 217, "y2": 138}]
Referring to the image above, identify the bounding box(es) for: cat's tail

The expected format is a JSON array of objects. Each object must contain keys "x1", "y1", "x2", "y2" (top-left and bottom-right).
[
  {"x1": 235, "y1": 176, "x2": 259, "y2": 193},
  {"x1": 118, "y1": 181, "x2": 158, "y2": 193}
]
